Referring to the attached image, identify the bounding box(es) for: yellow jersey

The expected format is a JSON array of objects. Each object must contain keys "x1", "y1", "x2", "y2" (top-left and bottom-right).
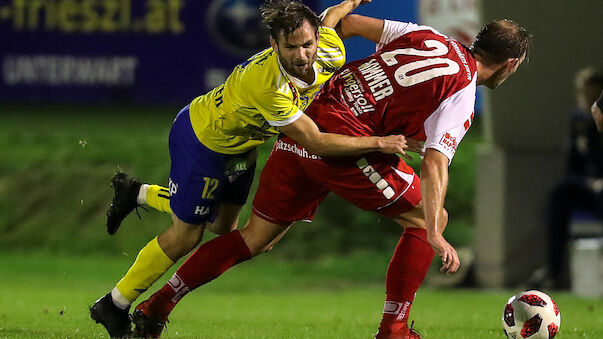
[{"x1": 188, "y1": 26, "x2": 346, "y2": 154}]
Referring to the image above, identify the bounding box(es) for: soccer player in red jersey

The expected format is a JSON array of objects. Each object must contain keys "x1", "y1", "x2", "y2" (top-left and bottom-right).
[{"x1": 131, "y1": 16, "x2": 531, "y2": 339}]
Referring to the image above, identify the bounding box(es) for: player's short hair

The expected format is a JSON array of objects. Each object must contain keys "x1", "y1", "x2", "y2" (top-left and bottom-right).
[
  {"x1": 260, "y1": 0, "x2": 321, "y2": 42},
  {"x1": 471, "y1": 19, "x2": 532, "y2": 64}
]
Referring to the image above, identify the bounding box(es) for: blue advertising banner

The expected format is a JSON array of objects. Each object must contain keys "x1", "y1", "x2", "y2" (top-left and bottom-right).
[{"x1": 0, "y1": 0, "x2": 319, "y2": 104}]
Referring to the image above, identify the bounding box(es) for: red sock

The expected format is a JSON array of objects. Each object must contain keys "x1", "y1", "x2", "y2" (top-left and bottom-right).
[
  {"x1": 144, "y1": 230, "x2": 252, "y2": 319},
  {"x1": 378, "y1": 228, "x2": 434, "y2": 335}
]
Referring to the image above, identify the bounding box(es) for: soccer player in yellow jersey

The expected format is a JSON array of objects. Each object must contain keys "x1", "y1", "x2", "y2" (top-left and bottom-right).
[{"x1": 90, "y1": 1, "x2": 418, "y2": 337}]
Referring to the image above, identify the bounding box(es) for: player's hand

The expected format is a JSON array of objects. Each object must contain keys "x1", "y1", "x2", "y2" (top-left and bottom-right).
[
  {"x1": 399, "y1": 139, "x2": 423, "y2": 161},
  {"x1": 375, "y1": 134, "x2": 410, "y2": 156},
  {"x1": 406, "y1": 139, "x2": 423, "y2": 154},
  {"x1": 427, "y1": 231, "x2": 460, "y2": 275},
  {"x1": 375, "y1": 135, "x2": 423, "y2": 160}
]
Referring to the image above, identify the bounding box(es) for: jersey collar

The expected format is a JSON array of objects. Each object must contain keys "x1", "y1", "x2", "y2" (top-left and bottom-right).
[{"x1": 276, "y1": 57, "x2": 318, "y2": 89}]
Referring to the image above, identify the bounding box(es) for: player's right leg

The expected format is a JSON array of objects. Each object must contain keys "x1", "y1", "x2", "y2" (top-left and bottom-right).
[
  {"x1": 372, "y1": 205, "x2": 431, "y2": 339},
  {"x1": 289, "y1": 144, "x2": 428, "y2": 339}
]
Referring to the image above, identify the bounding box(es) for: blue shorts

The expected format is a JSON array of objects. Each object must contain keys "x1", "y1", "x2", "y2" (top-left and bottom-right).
[{"x1": 168, "y1": 106, "x2": 256, "y2": 225}]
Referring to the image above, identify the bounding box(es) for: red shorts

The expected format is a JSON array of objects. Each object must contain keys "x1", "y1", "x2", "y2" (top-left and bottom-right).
[{"x1": 252, "y1": 136, "x2": 422, "y2": 225}]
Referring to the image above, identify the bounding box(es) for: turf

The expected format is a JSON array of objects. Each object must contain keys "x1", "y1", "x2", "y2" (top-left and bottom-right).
[{"x1": 0, "y1": 253, "x2": 601, "y2": 339}]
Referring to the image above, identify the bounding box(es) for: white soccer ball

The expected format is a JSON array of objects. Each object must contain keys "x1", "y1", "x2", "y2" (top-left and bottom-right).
[{"x1": 502, "y1": 290, "x2": 561, "y2": 339}]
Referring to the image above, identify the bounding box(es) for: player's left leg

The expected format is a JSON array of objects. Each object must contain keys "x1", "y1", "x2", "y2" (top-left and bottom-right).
[
  {"x1": 105, "y1": 150, "x2": 256, "y2": 235},
  {"x1": 105, "y1": 178, "x2": 246, "y2": 235},
  {"x1": 144, "y1": 184, "x2": 172, "y2": 213},
  {"x1": 131, "y1": 213, "x2": 290, "y2": 338},
  {"x1": 105, "y1": 171, "x2": 171, "y2": 235},
  {"x1": 106, "y1": 171, "x2": 144, "y2": 235}
]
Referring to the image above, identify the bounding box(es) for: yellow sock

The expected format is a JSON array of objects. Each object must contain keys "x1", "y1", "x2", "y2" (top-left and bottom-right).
[
  {"x1": 116, "y1": 237, "x2": 175, "y2": 302},
  {"x1": 146, "y1": 184, "x2": 172, "y2": 214}
]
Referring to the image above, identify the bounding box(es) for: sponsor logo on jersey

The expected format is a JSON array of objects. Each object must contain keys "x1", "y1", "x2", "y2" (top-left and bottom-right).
[
  {"x1": 275, "y1": 139, "x2": 321, "y2": 160},
  {"x1": 439, "y1": 132, "x2": 458, "y2": 153},
  {"x1": 340, "y1": 68, "x2": 375, "y2": 116}
]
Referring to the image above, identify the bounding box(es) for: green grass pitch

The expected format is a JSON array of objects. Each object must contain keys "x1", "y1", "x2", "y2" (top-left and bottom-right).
[{"x1": 0, "y1": 253, "x2": 601, "y2": 339}]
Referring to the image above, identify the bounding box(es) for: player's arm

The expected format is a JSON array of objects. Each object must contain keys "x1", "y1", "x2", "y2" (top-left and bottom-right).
[
  {"x1": 320, "y1": 0, "x2": 370, "y2": 29},
  {"x1": 420, "y1": 148, "x2": 460, "y2": 274},
  {"x1": 335, "y1": 14, "x2": 384, "y2": 42},
  {"x1": 278, "y1": 113, "x2": 411, "y2": 156},
  {"x1": 420, "y1": 98, "x2": 474, "y2": 275}
]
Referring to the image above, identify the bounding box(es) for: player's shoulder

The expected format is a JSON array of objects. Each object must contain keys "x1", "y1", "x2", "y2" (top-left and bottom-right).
[
  {"x1": 238, "y1": 49, "x2": 283, "y2": 94},
  {"x1": 383, "y1": 20, "x2": 464, "y2": 53},
  {"x1": 318, "y1": 26, "x2": 343, "y2": 45},
  {"x1": 317, "y1": 26, "x2": 346, "y2": 70},
  {"x1": 240, "y1": 48, "x2": 276, "y2": 74}
]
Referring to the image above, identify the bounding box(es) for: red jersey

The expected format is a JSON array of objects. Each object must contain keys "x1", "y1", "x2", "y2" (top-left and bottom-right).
[{"x1": 306, "y1": 20, "x2": 478, "y2": 162}]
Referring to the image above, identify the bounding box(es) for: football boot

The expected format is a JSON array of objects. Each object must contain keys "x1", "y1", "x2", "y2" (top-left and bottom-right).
[
  {"x1": 131, "y1": 297, "x2": 169, "y2": 339},
  {"x1": 106, "y1": 171, "x2": 142, "y2": 235},
  {"x1": 90, "y1": 293, "x2": 132, "y2": 338}
]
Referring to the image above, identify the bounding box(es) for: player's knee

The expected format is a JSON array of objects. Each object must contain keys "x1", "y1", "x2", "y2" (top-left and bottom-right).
[
  {"x1": 160, "y1": 216, "x2": 206, "y2": 259},
  {"x1": 239, "y1": 230, "x2": 274, "y2": 257},
  {"x1": 246, "y1": 242, "x2": 271, "y2": 257}
]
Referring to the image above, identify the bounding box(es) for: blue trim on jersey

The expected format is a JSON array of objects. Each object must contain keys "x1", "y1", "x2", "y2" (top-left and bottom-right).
[{"x1": 168, "y1": 106, "x2": 255, "y2": 225}]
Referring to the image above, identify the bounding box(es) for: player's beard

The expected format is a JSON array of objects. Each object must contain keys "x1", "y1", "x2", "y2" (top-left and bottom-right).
[{"x1": 280, "y1": 53, "x2": 317, "y2": 82}]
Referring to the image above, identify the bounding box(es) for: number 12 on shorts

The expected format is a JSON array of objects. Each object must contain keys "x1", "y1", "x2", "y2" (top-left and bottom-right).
[{"x1": 202, "y1": 177, "x2": 219, "y2": 199}]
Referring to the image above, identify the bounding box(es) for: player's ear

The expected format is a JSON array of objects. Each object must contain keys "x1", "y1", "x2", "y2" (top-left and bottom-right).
[
  {"x1": 504, "y1": 57, "x2": 519, "y2": 73},
  {"x1": 270, "y1": 37, "x2": 278, "y2": 51}
]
